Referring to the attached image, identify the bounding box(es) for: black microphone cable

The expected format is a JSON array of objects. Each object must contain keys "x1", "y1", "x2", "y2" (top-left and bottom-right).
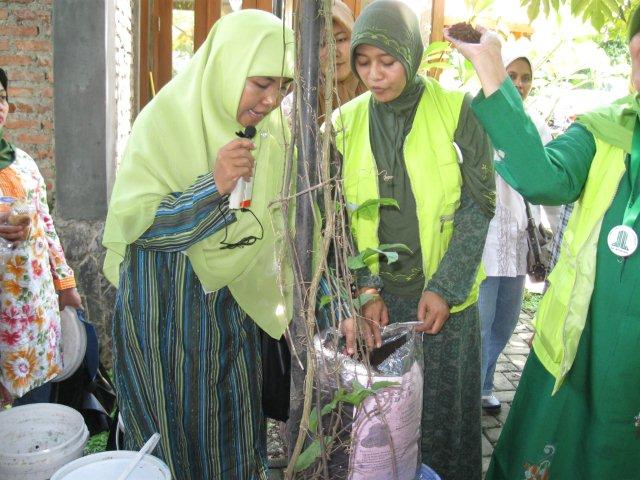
[{"x1": 220, "y1": 126, "x2": 264, "y2": 249}]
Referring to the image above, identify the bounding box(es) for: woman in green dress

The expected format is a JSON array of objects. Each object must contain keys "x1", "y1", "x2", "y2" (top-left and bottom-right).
[
  {"x1": 447, "y1": 9, "x2": 640, "y2": 480},
  {"x1": 333, "y1": 2, "x2": 495, "y2": 478}
]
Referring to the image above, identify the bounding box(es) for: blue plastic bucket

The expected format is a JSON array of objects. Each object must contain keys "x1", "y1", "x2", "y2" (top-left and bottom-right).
[{"x1": 416, "y1": 464, "x2": 441, "y2": 480}]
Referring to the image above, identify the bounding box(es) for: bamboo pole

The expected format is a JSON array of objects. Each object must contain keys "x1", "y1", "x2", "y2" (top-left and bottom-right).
[
  {"x1": 430, "y1": 0, "x2": 445, "y2": 43},
  {"x1": 285, "y1": 0, "x2": 322, "y2": 477}
]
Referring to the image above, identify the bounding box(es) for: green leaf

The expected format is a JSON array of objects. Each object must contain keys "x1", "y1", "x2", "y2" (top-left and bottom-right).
[
  {"x1": 321, "y1": 400, "x2": 338, "y2": 416},
  {"x1": 309, "y1": 391, "x2": 345, "y2": 434},
  {"x1": 294, "y1": 439, "x2": 322, "y2": 472},
  {"x1": 319, "y1": 295, "x2": 332, "y2": 309},
  {"x1": 344, "y1": 389, "x2": 373, "y2": 406},
  {"x1": 347, "y1": 254, "x2": 367, "y2": 270},
  {"x1": 352, "y1": 378, "x2": 366, "y2": 393},
  {"x1": 353, "y1": 198, "x2": 399, "y2": 219},
  {"x1": 370, "y1": 380, "x2": 399, "y2": 391},
  {"x1": 353, "y1": 292, "x2": 377, "y2": 309},
  {"x1": 378, "y1": 243, "x2": 413, "y2": 255},
  {"x1": 527, "y1": 0, "x2": 540, "y2": 20},
  {"x1": 541, "y1": 0, "x2": 550, "y2": 15},
  {"x1": 570, "y1": 0, "x2": 587, "y2": 16},
  {"x1": 472, "y1": 0, "x2": 495, "y2": 14},
  {"x1": 343, "y1": 379, "x2": 375, "y2": 406},
  {"x1": 347, "y1": 243, "x2": 412, "y2": 270},
  {"x1": 309, "y1": 407, "x2": 319, "y2": 433},
  {"x1": 332, "y1": 387, "x2": 347, "y2": 403},
  {"x1": 422, "y1": 61, "x2": 451, "y2": 70},
  {"x1": 601, "y1": 0, "x2": 619, "y2": 12},
  {"x1": 581, "y1": 0, "x2": 613, "y2": 30},
  {"x1": 375, "y1": 249, "x2": 398, "y2": 265},
  {"x1": 424, "y1": 41, "x2": 450, "y2": 55}
]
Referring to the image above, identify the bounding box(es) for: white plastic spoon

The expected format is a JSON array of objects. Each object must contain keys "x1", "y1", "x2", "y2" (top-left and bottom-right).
[{"x1": 116, "y1": 433, "x2": 161, "y2": 480}]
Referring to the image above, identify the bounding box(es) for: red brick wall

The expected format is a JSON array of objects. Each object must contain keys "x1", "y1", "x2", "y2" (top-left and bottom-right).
[{"x1": 0, "y1": 0, "x2": 55, "y2": 196}]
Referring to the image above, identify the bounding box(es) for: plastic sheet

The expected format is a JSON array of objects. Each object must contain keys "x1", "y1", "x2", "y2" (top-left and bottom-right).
[{"x1": 314, "y1": 322, "x2": 424, "y2": 480}]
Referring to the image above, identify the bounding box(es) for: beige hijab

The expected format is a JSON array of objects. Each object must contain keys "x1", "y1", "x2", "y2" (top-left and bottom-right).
[{"x1": 318, "y1": 0, "x2": 367, "y2": 121}]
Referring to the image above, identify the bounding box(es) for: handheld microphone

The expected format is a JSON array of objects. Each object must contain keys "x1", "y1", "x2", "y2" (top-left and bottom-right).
[{"x1": 229, "y1": 126, "x2": 257, "y2": 210}]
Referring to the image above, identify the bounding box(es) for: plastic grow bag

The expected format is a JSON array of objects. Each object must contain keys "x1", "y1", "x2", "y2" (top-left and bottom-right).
[{"x1": 314, "y1": 321, "x2": 424, "y2": 480}]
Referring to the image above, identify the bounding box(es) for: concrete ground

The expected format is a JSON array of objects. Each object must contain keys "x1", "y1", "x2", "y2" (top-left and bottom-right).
[{"x1": 481, "y1": 311, "x2": 534, "y2": 477}]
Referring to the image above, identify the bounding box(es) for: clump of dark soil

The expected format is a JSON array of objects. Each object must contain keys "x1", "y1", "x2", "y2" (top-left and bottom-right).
[{"x1": 448, "y1": 22, "x2": 482, "y2": 43}]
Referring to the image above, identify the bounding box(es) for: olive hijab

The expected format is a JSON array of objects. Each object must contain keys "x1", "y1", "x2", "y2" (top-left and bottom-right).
[
  {"x1": 103, "y1": 10, "x2": 295, "y2": 337},
  {"x1": 349, "y1": 0, "x2": 428, "y2": 294},
  {"x1": 0, "y1": 68, "x2": 15, "y2": 170},
  {"x1": 350, "y1": 0, "x2": 425, "y2": 166}
]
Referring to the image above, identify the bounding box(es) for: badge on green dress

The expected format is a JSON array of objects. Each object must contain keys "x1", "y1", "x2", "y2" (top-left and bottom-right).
[
  {"x1": 610, "y1": 119, "x2": 640, "y2": 258},
  {"x1": 607, "y1": 225, "x2": 638, "y2": 257}
]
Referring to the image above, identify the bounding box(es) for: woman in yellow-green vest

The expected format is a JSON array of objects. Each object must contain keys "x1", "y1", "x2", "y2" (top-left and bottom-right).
[
  {"x1": 333, "y1": 2, "x2": 495, "y2": 479},
  {"x1": 448, "y1": 7, "x2": 640, "y2": 480}
]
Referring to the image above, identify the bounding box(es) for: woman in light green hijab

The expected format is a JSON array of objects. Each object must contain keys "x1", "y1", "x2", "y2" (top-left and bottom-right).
[
  {"x1": 102, "y1": 10, "x2": 293, "y2": 479},
  {"x1": 448, "y1": 6, "x2": 640, "y2": 480}
]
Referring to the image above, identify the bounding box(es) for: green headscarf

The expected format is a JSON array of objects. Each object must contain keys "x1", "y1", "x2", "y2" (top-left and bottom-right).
[
  {"x1": 0, "y1": 68, "x2": 15, "y2": 170},
  {"x1": 103, "y1": 11, "x2": 295, "y2": 335},
  {"x1": 350, "y1": 0, "x2": 423, "y2": 85},
  {"x1": 0, "y1": 129, "x2": 15, "y2": 170},
  {"x1": 576, "y1": 94, "x2": 640, "y2": 153},
  {"x1": 349, "y1": 0, "x2": 425, "y2": 172},
  {"x1": 577, "y1": 4, "x2": 640, "y2": 150},
  {"x1": 350, "y1": 0, "x2": 428, "y2": 294}
]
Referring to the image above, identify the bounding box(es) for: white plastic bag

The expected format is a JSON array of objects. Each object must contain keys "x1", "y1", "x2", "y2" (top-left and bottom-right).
[{"x1": 314, "y1": 322, "x2": 424, "y2": 480}]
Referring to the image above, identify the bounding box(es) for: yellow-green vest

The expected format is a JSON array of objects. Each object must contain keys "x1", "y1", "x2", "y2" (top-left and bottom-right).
[
  {"x1": 533, "y1": 138, "x2": 626, "y2": 393},
  {"x1": 334, "y1": 77, "x2": 483, "y2": 313}
]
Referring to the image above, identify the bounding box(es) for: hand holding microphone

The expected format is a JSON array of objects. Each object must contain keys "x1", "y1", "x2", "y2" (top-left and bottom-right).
[
  {"x1": 213, "y1": 126, "x2": 257, "y2": 207},
  {"x1": 229, "y1": 126, "x2": 257, "y2": 209}
]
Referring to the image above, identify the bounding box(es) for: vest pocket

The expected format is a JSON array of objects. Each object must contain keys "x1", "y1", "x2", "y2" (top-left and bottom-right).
[{"x1": 439, "y1": 213, "x2": 455, "y2": 233}]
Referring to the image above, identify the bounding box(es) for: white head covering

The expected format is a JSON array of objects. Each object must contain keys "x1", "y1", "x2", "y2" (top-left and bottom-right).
[{"x1": 494, "y1": 51, "x2": 534, "y2": 230}]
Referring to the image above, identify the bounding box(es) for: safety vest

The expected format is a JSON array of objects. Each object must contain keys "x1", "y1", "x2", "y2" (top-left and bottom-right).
[
  {"x1": 334, "y1": 77, "x2": 483, "y2": 313},
  {"x1": 533, "y1": 138, "x2": 626, "y2": 393}
]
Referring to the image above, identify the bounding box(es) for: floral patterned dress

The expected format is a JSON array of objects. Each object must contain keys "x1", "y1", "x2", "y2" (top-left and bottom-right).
[{"x1": 0, "y1": 148, "x2": 75, "y2": 404}]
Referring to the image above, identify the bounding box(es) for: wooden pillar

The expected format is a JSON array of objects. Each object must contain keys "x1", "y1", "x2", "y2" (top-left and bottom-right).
[
  {"x1": 139, "y1": 0, "x2": 151, "y2": 108},
  {"x1": 430, "y1": 0, "x2": 445, "y2": 43},
  {"x1": 286, "y1": 0, "x2": 322, "y2": 472},
  {"x1": 242, "y1": 0, "x2": 273, "y2": 10},
  {"x1": 195, "y1": 0, "x2": 222, "y2": 50},
  {"x1": 155, "y1": 0, "x2": 173, "y2": 91}
]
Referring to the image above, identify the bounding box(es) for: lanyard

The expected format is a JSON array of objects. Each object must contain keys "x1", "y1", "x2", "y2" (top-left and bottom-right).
[{"x1": 623, "y1": 119, "x2": 640, "y2": 228}]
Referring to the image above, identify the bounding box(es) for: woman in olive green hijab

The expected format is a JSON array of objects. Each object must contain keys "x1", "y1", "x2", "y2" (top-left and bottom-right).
[
  {"x1": 334, "y1": 1, "x2": 494, "y2": 478},
  {"x1": 102, "y1": 11, "x2": 294, "y2": 480}
]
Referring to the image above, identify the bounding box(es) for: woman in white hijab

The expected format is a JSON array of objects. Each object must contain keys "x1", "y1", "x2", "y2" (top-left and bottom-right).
[{"x1": 478, "y1": 53, "x2": 554, "y2": 412}]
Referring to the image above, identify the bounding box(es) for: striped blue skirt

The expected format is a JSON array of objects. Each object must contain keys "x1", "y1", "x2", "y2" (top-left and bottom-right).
[{"x1": 113, "y1": 244, "x2": 267, "y2": 479}]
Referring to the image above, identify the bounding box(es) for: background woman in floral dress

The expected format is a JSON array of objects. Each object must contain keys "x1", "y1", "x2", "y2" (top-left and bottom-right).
[{"x1": 0, "y1": 67, "x2": 82, "y2": 406}]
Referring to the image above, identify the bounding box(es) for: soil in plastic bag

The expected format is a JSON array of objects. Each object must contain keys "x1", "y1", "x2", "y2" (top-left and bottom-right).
[{"x1": 314, "y1": 322, "x2": 424, "y2": 480}]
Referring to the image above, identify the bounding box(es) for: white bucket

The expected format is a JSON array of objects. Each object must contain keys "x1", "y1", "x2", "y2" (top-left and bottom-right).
[
  {"x1": 53, "y1": 307, "x2": 87, "y2": 382},
  {"x1": 51, "y1": 451, "x2": 172, "y2": 480},
  {"x1": 0, "y1": 403, "x2": 89, "y2": 480}
]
